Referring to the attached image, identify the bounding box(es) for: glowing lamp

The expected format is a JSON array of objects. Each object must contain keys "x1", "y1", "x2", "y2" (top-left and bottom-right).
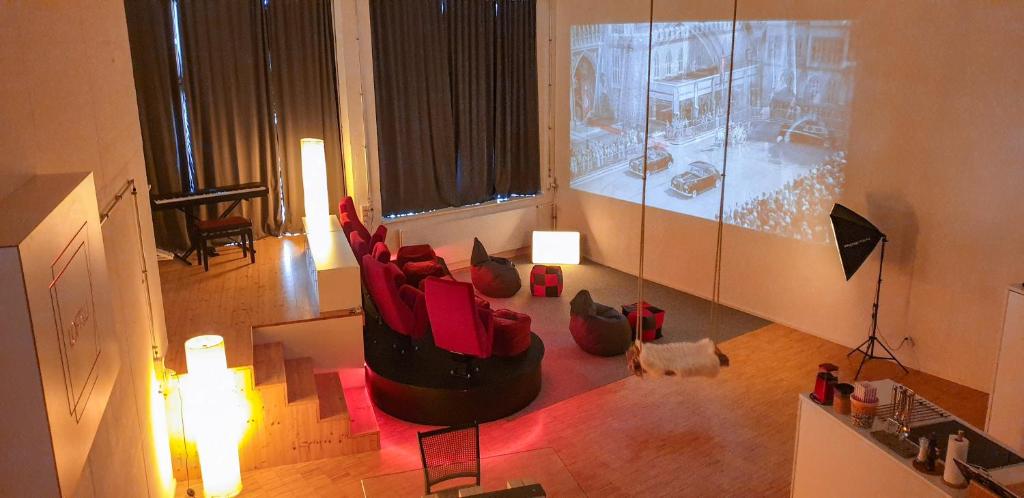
[
  {"x1": 531, "y1": 231, "x2": 580, "y2": 264},
  {"x1": 183, "y1": 335, "x2": 242, "y2": 498},
  {"x1": 301, "y1": 138, "x2": 330, "y2": 225}
]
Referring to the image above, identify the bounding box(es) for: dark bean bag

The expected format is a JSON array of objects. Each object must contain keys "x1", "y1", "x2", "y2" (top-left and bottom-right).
[
  {"x1": 469, "y1": 238, "x2": 521, "y2": 298},
  {"x1": 569, "y1": 290, "x2": 632, "y2": 357}
]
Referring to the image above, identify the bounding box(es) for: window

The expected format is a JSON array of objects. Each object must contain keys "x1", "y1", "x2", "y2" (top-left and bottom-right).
[{"x1": 369, "y1": 0, "x2": 541, "y2": 218}]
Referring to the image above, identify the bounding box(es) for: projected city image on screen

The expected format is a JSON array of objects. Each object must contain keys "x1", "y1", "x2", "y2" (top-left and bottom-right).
[{"x1": 570, "y1": 21, "x2": 854, "y2": 243}]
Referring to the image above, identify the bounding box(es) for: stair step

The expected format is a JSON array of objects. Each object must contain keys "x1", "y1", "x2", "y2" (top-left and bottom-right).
[
  {"x1": 314, "y1": 372, "x2": 347, "y2": 421},
  {"x1": 342, "y1": 384, "x2": 380, "y2": 437},
  {"x1": 284, "y1": 357, "x2": 317, "y2": 404},
  {"x1": 253, "y1": 342, "x2": 286, "y2": 386}
]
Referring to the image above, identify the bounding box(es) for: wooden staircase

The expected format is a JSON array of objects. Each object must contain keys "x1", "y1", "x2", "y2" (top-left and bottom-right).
[{"x1": 168, "y1": 342, "x2": 379, "y2": 481}]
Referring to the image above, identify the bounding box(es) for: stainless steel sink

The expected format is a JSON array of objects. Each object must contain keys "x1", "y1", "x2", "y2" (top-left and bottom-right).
[{"x1": 908, "y1": 420, "x2": 1024, "y2": 470}]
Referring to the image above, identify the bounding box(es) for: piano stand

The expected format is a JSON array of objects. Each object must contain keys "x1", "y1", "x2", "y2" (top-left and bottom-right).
[{"x1": 149, "y1": 182, "x2": 268, "y2": 266}]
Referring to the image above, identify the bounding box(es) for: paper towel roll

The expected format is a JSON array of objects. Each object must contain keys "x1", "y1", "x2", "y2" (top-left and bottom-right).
[{"x1": 943, "y1": 432, "x2": 970, "y2": 488}]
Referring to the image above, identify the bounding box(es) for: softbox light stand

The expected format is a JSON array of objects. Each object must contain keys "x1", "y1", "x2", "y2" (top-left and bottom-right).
[
  {"x1": 830, "y1": 203, "x2": 909, "y2": 379},
  {"x1": 847, "y1": 236, "x2": 908, "y2": 379}
]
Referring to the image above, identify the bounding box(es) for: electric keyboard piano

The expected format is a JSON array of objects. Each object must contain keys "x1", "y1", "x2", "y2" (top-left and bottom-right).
[
  {"x1": 150, "y1": 182, "x2": 268, "y2": 211},
  {"x1": 151, "y1": 182, "x2": 268, "y2": 264}
]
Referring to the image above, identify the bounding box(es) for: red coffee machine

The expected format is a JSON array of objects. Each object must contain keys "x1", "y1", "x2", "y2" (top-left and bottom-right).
[{"x1": 812, "y1": 363, "x2": 839, "y2": 405}]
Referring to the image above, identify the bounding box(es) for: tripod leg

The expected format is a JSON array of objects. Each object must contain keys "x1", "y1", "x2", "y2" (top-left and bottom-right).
[
  {"x1": 874, "y1": 337, "x2": 910, "y2": 373},
  {"x1": 854, "y1": 350, "x2": 870, "y2": 380},
  {"x1": 848, "y1": 337, "x2": 871, "y2": 358}
]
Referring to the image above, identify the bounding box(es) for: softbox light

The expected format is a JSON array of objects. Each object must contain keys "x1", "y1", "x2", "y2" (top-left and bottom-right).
[{"x1": 830, "y1": 203, "x2": 884, "y2": 280}]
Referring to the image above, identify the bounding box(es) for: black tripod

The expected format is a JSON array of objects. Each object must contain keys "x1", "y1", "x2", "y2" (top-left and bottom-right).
[{"x1": 848, "y1": 236, "x2": 909, "y2": 379}]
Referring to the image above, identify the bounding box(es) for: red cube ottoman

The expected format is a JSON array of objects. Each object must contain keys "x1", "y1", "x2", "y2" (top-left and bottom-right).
[
  {"x1": 492, "y1": 309, "x2": 532, "y2": 356},
  {"x1": 622, "y1": 301, "x2": 665, "y2": 342},
  {"x1": 530, "y1": 265, "x2": 563, "y2": 297}
]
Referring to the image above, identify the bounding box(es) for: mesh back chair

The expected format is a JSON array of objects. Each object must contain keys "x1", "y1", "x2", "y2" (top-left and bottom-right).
[{"x1": 418, "y1": 423, "x2": 481, "y2": 495}]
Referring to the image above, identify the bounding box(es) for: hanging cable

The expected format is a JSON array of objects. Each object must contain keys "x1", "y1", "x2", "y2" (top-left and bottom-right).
[
  {"x1": 634, "y1": 0, "x2": 657, "y2": 352},
  {"x1": 709, "y1": 0, "x2": 740, "y2": 340}
]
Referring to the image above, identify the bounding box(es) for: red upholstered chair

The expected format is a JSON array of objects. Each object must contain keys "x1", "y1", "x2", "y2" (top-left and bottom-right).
[
  {"x1": 371, "y1": 241, "x2": 391, "y2": 264},
  {"x1": 340, "y1": 196, "x2": 359, "y2": 220},
  {"x1": 362, "y1": 254, "x2": 428, "y2": 347},
  {"x1": 491, "y1": 309, "x2": 532, "y2": 357},
  {"x1": 339, "y1": 198, "x2": 386, "y2": 246},
  {"x1": 349, "y1": 231, "x2": 371, "y2": 261},
  {"x1": 396, "y1": 244, "x2": 448, "y2": 288},
  {"x1": 396, "y1": 244, "x2": 437, "y2": 269},
  {"x1": 424, "y1": 277, "x2": 494, "y2": 378}
]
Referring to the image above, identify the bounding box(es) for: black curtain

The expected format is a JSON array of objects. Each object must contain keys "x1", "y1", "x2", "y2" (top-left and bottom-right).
[
  {"x1": 266, "y1": 0, "x2": 345, "y2": 233},
  {"x1": 125, "y1": 0, "x2": 345, "y2": 248},
  {"x1": 494, "y1": 0, "x2": 540, "y2": 196},
  {"x1": 370, "y1": 0, "x2": 458, "y2": 216},
  {"x1": 448, "y1": 0, "x2": 495, "y2": 206},
  {"x1": 177, "y1": 0, "x2": 280, "y2": 238},
  {"x1": 124, "y1": 0, "x2": 190, "y2": 250},
  {"x1": 370, "y1": 0, "x2": 539, "y2": 217}
]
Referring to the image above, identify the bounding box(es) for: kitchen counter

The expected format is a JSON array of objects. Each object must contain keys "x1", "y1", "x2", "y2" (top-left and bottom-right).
[{"x1": 792, "y1": 379, "x2": 1024, "y2": 497}]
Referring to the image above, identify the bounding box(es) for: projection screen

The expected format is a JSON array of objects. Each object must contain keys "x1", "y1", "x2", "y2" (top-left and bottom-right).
[{"x1": 569, "y1": 21, "x2": 854, "y2": 243}]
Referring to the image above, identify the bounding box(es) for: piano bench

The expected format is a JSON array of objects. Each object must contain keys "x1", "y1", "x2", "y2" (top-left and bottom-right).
[{"x1": 195, "y1": 216, "x2": 255, "y2": 271}]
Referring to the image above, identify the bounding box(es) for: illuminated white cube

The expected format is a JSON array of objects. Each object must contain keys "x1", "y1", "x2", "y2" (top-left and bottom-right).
[{"x1": 532, "y1": 231, "x2": 580, "y2": 265}]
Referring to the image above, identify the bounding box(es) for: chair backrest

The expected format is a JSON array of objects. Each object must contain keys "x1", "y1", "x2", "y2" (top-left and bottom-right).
[
  {"x1": 424, "y1": 277, "x2": 493, "y2": 358},
  {"x1": 339, "y1": 196, "x2": 359, "y2": 220},
  {"x1": 371, "y1": 241, "x2": 391, "y2": 264},
  {"x1": 362, "y1": 254, "x2": 420, "y2": 337},
  {"x1": 418, "y1": 423, "x2": 481, "y2": 495},
  {"x1": 349, "y1": 230, "x2": 370, "y2": 261}
]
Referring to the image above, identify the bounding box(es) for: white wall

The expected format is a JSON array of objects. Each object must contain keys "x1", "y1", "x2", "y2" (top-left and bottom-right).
[
  {"x1": 0, "y1": 2, "x2": 173, "y2": 496},
  {"x1": 551, "y1": 0, "x2": 1024, "y2": 391}
]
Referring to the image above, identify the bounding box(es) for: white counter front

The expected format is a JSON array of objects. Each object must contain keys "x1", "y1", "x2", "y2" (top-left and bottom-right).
[{"x1": 792, "y1": 379, "x2": 1024, "y2": 498}]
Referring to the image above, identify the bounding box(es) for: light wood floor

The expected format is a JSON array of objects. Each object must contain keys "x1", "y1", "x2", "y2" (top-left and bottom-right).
[
  {"x1": 172, "y1": 323, "x2": 987, "y2": 497},
  {"x1": 162, "y1": 237, "x2": 988, "y2": 497},
  {"x1": 159, "y1": 236, "x2": 316, "y2": 373}
]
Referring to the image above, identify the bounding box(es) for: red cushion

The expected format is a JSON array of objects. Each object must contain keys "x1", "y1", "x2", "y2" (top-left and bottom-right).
[
  {"x1": 395, "y1": 244, "x2": 436, "y2": 268},
  {"x1": 197, "y1": 216, "x2": 251, "y2": 232},
  {"x1": 402, "y1": 260, "x2": 446, "y2": 288},
  {"x1": 492, "y1": 309, "x2": 531, "y2": 357}
]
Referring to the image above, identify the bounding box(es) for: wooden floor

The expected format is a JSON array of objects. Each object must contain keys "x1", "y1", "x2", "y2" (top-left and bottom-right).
[
  {"x1": 171, "y1": 322, "x2": 987, "y2": 497},
  {"x1": 159, "y1": 236, "x2": 316, "y2": 373},
  {"x1": 161, "y1": 237, "x2": 988, "y2": 497}
]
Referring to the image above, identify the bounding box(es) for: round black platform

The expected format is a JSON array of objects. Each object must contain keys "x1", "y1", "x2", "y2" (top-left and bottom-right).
[{"x1": 364, "y1": 308, "x2": 544, "y2": 426}]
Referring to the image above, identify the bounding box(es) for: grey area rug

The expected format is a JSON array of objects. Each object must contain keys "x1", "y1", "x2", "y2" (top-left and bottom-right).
[{"x1": 449, "y1": 257, "x2": 770, "y2": 418}]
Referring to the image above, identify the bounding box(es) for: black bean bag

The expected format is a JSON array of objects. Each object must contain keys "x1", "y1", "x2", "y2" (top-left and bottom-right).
[
  {"x1": 469, "y1": 238, "x2": 521, "y2": 298},
  {"x1": 569, "y1": 290, "x2": 632, "y2": 357}
]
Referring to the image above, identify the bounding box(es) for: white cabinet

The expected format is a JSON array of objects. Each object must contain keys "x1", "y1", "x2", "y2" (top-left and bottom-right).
[
  {"x1": 987, "y1": 284, "x2": 1024, "y2": 453},
  {"x1": 0, "y1": 173, "x2": 120, "y2": 496},
  {"x1": 303, "y1": 215, "x2": 362, "y2": 314}
]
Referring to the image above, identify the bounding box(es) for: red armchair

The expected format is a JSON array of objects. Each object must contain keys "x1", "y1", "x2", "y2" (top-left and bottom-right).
[
  {"x1": 349, "y1": 231, "x2": 371, "y2": 261},
  {"x1": 340, "y1": 197, "x2": 386, "y2": 248},
  {"x1": 362, "y1": 254, "x2": 428, "y2": 345},
  {"x1": 396, "y1": 244, "x2": 448, "y2": 288},
  {"x1": 424, "y1": 277, "x2": 494, "y2": 378},
  {"x1": 371, "y1": 241, "x2": 391, "y2": 264}
]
